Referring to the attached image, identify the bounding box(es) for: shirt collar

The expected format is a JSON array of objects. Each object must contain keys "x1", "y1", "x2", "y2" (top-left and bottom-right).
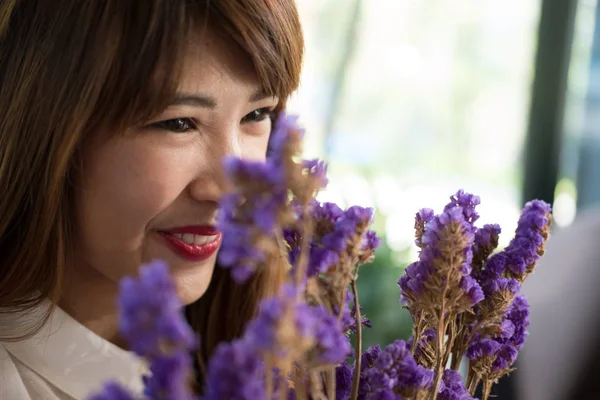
[{"x1": 2, "y1": 302, "x2": 146, "y2": 399}]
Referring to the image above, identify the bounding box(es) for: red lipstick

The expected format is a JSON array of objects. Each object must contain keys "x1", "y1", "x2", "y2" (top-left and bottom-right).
[{"x1": 159, "y1": 225, "x2": 221, "y2": 262}]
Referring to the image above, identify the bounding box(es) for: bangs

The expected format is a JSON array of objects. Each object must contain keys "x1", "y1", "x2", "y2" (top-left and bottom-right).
[
  {"x1": 85, "y1": 2, "x2": 190, "y2": 134},
  {"x1": 202, "y1": 1, "x2": 304, "y2": 106},
  {"x1": 89, "y1": 0, "x2": 303, "y2": 134}
]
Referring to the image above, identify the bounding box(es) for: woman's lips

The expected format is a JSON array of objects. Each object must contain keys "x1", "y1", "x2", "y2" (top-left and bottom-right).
[{"x1": 158, "y1": 226, "x2": 222, "y2": 262}]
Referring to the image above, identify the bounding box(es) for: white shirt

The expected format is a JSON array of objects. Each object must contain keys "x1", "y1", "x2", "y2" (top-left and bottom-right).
[{"x1": 0, "y1": 303, "x2": 146, "y2": 400}]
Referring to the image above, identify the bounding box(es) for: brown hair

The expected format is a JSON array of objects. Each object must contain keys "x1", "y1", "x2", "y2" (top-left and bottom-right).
[{"x1": 0, "y1": 0, "x2": 302, "y2": 369}]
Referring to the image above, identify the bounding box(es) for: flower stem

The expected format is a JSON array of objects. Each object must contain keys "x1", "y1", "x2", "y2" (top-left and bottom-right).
[
  {"x1": 327, "y1": 367, "x2": 336, "y2": 400},
  {"x1": 450, "y1": 314, "x2": 464, "y2": 370},
  {"x1": 410, "y1": 312, "x2": 425, "y2": 355},
  {"x1": 430, "y1": 262, "x2": 455, "y2": 400},
  {"x1": 466, "y1": 366, "x2": 481, "y2": 396},
  {"x1": 293, "y1": 366, "x2": 309, "y2": 400},
  {"x1": 266, "y1": 355, "x2": 274, "y2": 398},
  {"x1": 482, "y1": 379, "x2": 492, "y2": 400},
  {"x1": 442, "y1": 319, "x2": 456, "y2": 368},
  {"x1": 294, "y1": 211, "x2": 313, "y2": 292},
  {"x1": 429, "y1": 312, "x2": 446, "y2": 400},
  {"x1": 454, "y1": 319, "x2": 483, "y2": 370},
  {"x1": 350, "y1": 279, "x2": 362, "y2": 400}
]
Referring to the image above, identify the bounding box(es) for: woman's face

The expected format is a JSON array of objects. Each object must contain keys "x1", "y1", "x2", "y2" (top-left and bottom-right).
[{"x1": 71, "y1": 32, "x2": 277, "y2": 309}]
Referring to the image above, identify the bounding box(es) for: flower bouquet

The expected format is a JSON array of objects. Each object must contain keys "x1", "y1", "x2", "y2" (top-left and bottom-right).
[{"x1": 89, "y1": 114, "x2": 551, "y2": 400}]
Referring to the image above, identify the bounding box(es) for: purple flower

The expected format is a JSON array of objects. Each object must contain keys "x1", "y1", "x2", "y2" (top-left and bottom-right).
[
  {"x1": 466, "y1": 336, "x2": 502, "y2": 361},
  {"x1": 311, "y1": 305, "x2": 353, "y2": 364},
  {"x1": 267, "y1": 113, "x2": 303, "y2": 163},
  {"x1": 398, "y1": 261, "x2": 431, "y2": 299},
  {"x1": 217, "y1": 156, "x2": 289, "y2": 283},
  {"x1": 467, "y1": 295, "x2": 530, "y2": 373},
  {"x1": 480, "y1": 275, "x2": 520, "y2": 297},
  {"x1": 244, "y1": 289, "x2": 294, "y2": 352},
  {"x1": 367, "y1": 390, "x2": 403, "y2": 400},
  {"x1": 335, "y1": 362, "x2": 354, "y2": 400},
  {"x1": 444, "y1": 190, "x2": 481, "y2": 225},
  {"x1": 414, "y1": 208, "x2": 435, "y2": 248},
  {"x1": 460, "y1": 275, "x2": 485, "y2": 305},
  {"x1": 321, "y1": 205, "x2": 374, "y2": 254},
  {"x1": 244, "y1": 286, "x2": 351, "y2": 366},
  {"x1": 287, "y1": 202, "x2": 376, "y2": 277},
  {"x1": 480, "y1": 200, "x2": 551, "y2": 281},
  {"x1": 493, "y1": 345, "x2": 519, "y2": 371},
  {"x1": 362, "y1": 345, "x2": 383, "y2": 368},
  {"x1": 415, "y1": 209, "x2": 435, "y2": 228},
  {"x1": 472, "y1": 224, "x2": 501, "y2": 273},
  {"x1": 344, "y1": 303, "x2": 372, "y2": 333},
  {"x1": 437, "y1": 370, "x2": 474, "y2": 400},
  {"x1": 481, "y1": 252, "x2": 507, "y2": 277},
  {"x1": 505, "y1": 295, "x2": 530, "y2": 348},
  {"x1": 358, "y1": 346, "x2": 383, "y2": 399},
  {"x1": 400, "y1": 202, "x2": 482, "y2": 311},
  {"x1": 118, "y1": 261, "x2": 195, "y2": 358},
  {"x1": 307, "y1": 247, "x2": 340, "y2": 276},
  {"x1": 420, "y1": 207, "x2": 475, "y2": 266},
  {"x1": 143, "y1": 353, "x2": 195, "y2": 400},
  {"x1": 498, "y1": 319, "x2": 516, "y2": 339},
  {"x1": 224, "y1": 157, "x2": 285, "y2": 192},
  {"x1": 303, "y1": 159, "x2": 329, "y2": 189},
  {"x1": 408, "y1": 328, "x2": 436, "y2": 364},
  {"x1": 217, "y1": 223, "x2": 266, "y2": 283},
  {"x1": 473, "y1": 224, "x2": 501, "y2": 250},
  {"x1": 204, "y1": 340, "x2": 267, "y2": 400},
  {"x1": 365, "y1": 340, "x2": 434, "y2": 396},
  {"x1": 88, "y1": 382, "x2": 137, "y2": 400},
  {"x1": 117, "y1": 261, "x2": 196, "y2": 400},
  {"x1": 362, "y1": 230, "x2": 382, "y2": 253},
  {"x1": 313, "y1": 201, "x2": 345, "y2": 223}
]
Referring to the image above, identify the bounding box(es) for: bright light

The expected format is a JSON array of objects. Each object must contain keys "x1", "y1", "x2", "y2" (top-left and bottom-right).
[{"x1": 553, "y1": 192, "x2": 577, "y2": 227}]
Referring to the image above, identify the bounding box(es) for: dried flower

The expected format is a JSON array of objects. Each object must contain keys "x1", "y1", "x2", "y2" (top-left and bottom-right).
[
  {"x1": 217, "y1": 158, "x2": 289, "y2": 283},
  {"x1": 444, "y1": 190, "x2": 481, "y2": 225},
  {"x1": 203, "y1": 339, "x2": 267, "y2": 400},
  {"x1": 467, "y1": 295, "x2": 530, "y2": 379},
  {"x1": 479, "y1": 200, "x2": 551, "y2": 285},
  {"x1": 414, "y1": 208, "x2": 435, "y2": 249},
  {"x1": 335, "y1": 362, "x2": 354, "y2": 400},
  {"x1": 471, "y1": 224, "x2": 501, "y2": 275},
  {"x1": 91, "y1": 112, "x2": 553, "y2": 400},
  {"x1": 409, "y1": 328, "x2": 437, "y2": 369},
  {"x1": 244, "y1": 284, "x2": 351, "y2": 372},
  {"x1": 399, "y1": 203, "x2": 483, "y2": 316},
  {"x1": 364, "y1": 340, "x2": 434, "y2": 398},
  {"x1": 88, "y1": 382, "x2": 137, "y2": 400},
  {"x1": 118, "y1": 261, "x2": 195, "y2": 358},
  {"x1": 118, "y1": 261, "x2": 196, "y2": 400},
  {"x1": 437, "y1": 370, "x2": 474, "y2": 400}
]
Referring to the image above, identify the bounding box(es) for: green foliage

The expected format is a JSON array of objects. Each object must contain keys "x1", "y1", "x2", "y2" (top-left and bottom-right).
[{"x1": 356, "y1": 237, "x2": 414, "y2": 348}]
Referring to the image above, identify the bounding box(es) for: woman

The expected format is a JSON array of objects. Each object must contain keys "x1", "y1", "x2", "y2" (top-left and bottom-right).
[{"x1": 0, "y1": 1, "x2": 303, "y2": 398}]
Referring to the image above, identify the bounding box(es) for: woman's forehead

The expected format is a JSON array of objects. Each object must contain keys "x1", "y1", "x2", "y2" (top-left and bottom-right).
[{"x1": 180, "y1": 29, "x2": 261, "y2": 93}]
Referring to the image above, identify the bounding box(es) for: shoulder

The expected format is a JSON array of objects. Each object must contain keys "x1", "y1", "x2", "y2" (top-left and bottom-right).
[{"x1": 0, "y1": 342, "x2": 32, "y2": 399}]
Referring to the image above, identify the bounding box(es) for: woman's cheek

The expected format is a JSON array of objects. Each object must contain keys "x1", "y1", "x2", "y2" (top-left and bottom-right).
[{"x1": 241, "y1": 132, "x2": 271, "y2": 161}]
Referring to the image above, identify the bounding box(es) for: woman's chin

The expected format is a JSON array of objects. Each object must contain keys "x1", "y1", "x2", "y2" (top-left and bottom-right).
[{"x1": 169, "y1": 260, "x2": 216, "y2": 306}]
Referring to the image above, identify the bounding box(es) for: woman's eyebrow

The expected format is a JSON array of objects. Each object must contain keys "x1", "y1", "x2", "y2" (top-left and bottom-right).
[
  {"x1": 171, "y1": 89, "x2": 276, "y2": 108},
  {"x1": 171, "y1": 93, "x2": 217, "y2": 108},
  {"x1": 249, "y1": 88, "x2": 276, "y2": 102}
]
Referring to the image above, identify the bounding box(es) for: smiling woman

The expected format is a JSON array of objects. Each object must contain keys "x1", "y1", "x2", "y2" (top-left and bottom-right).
[{"x1": 0, "y1": 1, "x2": 303, "y2": 399}]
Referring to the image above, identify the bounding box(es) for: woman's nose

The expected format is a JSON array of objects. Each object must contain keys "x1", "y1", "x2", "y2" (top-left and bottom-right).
[{"x1": 188, "y1": 127, "x2": 242, "y2": 204}]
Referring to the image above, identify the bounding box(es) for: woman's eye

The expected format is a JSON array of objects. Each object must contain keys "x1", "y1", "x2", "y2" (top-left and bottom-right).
[
  {"x1": 242, "y1": 107, "x2": 274, "y2": 123},
  {"x1": 152, "y1": 118, "x2": 196, "y2": 133}
]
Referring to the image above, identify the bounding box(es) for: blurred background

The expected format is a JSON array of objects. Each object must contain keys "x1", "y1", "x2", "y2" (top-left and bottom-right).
[{"x1": 286, "y1": 0, "x2": 600, "y2": 397}]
